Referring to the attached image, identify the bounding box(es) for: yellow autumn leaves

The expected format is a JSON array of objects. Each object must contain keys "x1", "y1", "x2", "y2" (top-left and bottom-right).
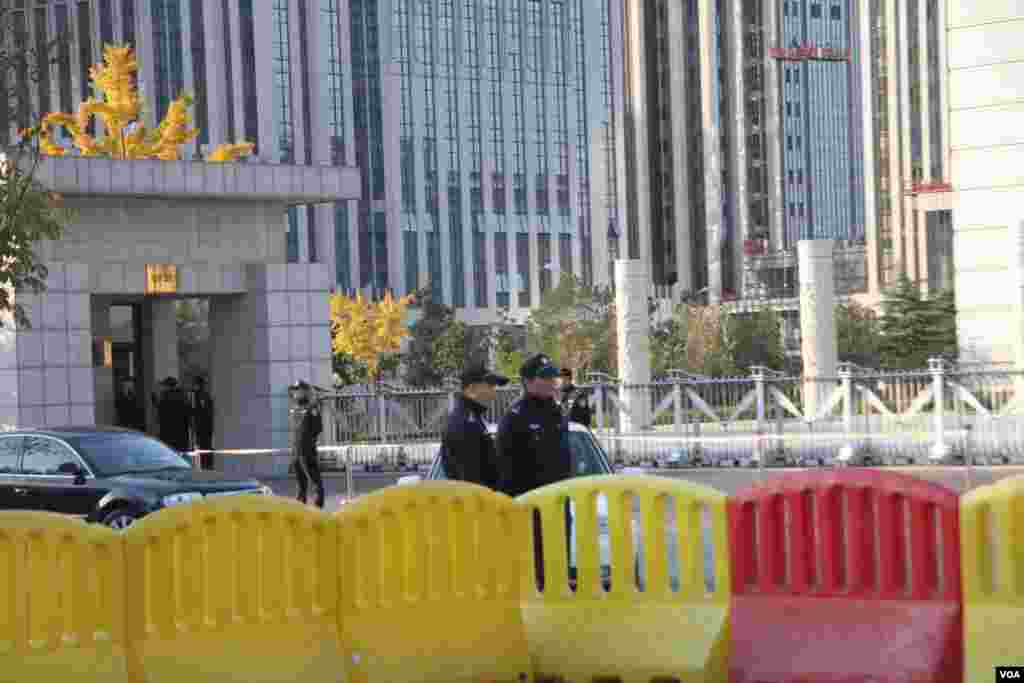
[
  {"x1": 330, "y1": 291, "x2": 413, "y2": 378},
  {"x1": 31, "y1": 44, "x2": 254, "y2": 162}
]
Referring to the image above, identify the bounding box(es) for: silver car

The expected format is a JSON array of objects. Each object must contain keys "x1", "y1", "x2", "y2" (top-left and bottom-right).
[{"x1": 399, "y1": 422, "x2": 717, "y2": 593}]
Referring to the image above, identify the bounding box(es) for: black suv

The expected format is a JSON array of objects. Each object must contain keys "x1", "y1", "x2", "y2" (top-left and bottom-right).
[{"x1": 0, "y1": 426, "x2": 271, "y2": 529}]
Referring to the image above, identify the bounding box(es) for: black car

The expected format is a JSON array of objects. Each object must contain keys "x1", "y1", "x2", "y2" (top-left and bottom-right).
[{"x1": 0, "y1": 426, "x2": 272, "y2": 529}]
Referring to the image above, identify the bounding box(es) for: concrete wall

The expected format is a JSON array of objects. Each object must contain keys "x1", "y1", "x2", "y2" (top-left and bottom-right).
[
  {"x1": 948, "y1": 1, "x2": 1024, "y2": 364},
  {"x1": 40, "y1": 197, "x2": 285, "y2": 296}
]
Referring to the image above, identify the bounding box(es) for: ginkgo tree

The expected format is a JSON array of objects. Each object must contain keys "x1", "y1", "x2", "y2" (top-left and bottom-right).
[
  {"x1": 32, "y1": 44, "x2": 253, "y2": 161},
  {"x1": 329, "y1": 291, "x2": 412, "y2": 381}
]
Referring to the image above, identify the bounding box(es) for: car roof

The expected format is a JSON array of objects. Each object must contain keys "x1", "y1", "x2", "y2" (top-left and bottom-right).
[{"x1": 0, "y1": 425, "x2": 141, "y2": 439}]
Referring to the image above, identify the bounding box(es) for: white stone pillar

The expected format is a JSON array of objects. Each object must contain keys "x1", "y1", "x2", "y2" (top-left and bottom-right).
[
  {"x1": 1014, "y1": 222, "x2": 1024, "y2": 372},
  {"x1": 798, "y1": 240, "x2": 838, "y2": 418},
  {"x1": 615, "y1": 259, "x2": 651, "y2": 432}
]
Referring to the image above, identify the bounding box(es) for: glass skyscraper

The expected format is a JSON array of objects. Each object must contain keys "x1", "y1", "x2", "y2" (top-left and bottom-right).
[{"x1": 9, "y1": 0, "x2": 627, "y2": 323}]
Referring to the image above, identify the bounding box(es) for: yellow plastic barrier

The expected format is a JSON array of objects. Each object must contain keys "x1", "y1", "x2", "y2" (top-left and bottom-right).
[
  {"x1": 961, "y1": 474, "x2": 1024, "y2": 677},
  {"x1": 0, "y1": 512, "x2": 129, "y2": 682},
  {"x1": 517, "y1": 475, "x2": 730, "y2": 683},
  {"x1": 335, "y1": 481, "x2": 533, "y2": 683},
  {"x1": 124, "y1": 495, "x2": 344, "y2": 683}
]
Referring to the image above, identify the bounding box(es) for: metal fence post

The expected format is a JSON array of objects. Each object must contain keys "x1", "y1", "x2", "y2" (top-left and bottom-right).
[
  {"x1": 376, "y1": 387, "x2": 387, "y2": 444},
  {"x1": 838, "y1": 364, "x2": 856, "y2": 464},
  {"x1": 752, "y1": 368, "x2": 766, "y2": 468},
  {"x1": 929, "y1": 357, "x2": 950, "y2": 462},
  {"x1": 673, "y1": 382, "x2": 683, "y2": 435}
]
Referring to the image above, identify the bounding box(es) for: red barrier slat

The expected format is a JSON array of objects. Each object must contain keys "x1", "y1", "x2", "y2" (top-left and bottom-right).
[
  {"x1": 787, "y1": 489, "x2": 815, "y2": 594},
  {"x1": 728, "y1": 470, "x2": 962, "y2": 683}
]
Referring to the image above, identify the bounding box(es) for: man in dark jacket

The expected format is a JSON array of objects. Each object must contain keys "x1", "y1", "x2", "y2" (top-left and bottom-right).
[
  {"x1": 497, "y1": 353, "x2": 572, "y2": 498},
  {"x1": 190, "y1": 376, "x2": 215, "y2": 470},
  {"x1": 289, "y1": 380, "x2": 325, "y2": 508},
  {"x1": 559, "y1": 368, "x2": 593, "y2": 426},
  {"x1": 152, "y1": 377, "x2": 191, "y2": 453},
  {"x1": 440, "y1": 366, "x2": 509, "y2": 488}
]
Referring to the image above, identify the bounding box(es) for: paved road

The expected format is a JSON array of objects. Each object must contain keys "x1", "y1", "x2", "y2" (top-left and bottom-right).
[{"x1": 268, "y1": 464, "x2": 1024, "y2": 513}]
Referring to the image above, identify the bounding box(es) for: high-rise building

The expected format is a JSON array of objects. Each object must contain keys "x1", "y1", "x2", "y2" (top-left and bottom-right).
[
  {"x1": 7, "y1": 0, "x2": 628, "y2": 323},
  {"x1": 624, "y1": 0, "x2": 954, "y2": 309}
]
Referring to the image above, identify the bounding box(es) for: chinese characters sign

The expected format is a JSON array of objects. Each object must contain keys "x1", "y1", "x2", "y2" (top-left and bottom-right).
[{"x1": 145, "y1": 264, "x2": 178, "y2": 295}]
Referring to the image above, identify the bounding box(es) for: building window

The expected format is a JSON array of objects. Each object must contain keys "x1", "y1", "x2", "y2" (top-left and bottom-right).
[
  {"x1": 239, "y1": 0, "x2": 259, "y2": 151},
  {"x1": 151, "y1": 0, "x2": 185, "y2": 121},
  {"x1": 122, "y1": 0, "x2": 136, "y2": 47},
  {"x1": 190, "y1": 0, "x2": 209, "y2": 146},
  {"x1": 831, "y1": 5, "x2": 841, "y2": 19},
  {"x1": 811, "y1": 3, "x2": 821, "y2": 18},
  {"x1": 272, "y1": 0, "x2": 294, "y2": 163}
]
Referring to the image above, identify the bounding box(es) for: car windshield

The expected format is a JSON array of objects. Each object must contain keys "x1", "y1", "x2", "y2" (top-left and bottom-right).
[
  {"x1": 431, "y1": 430, "x2": 611, "y2": 480},
  {"x1": 67, "y1": 433, "x2": 193, "y2": 476}
]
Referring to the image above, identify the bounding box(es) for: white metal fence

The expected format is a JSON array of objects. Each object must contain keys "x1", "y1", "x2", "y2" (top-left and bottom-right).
[{"x1": 317, "y1": 359, "x2": 1024, "y2": 470}]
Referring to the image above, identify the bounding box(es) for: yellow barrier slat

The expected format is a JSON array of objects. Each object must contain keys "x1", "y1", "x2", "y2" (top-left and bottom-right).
[
  {"x1": 335, "y1": 481, "x2": 533, "y2": 683},
  {"x1": 517, "y1": 475, "x2": 730, "y2": 683},
  {"x1": 124, "y1": 496, "x2": 344, "y2": 683},
  {"x1": 962, "y1": 474, "x2": 1024, "y2": 677},
  {"x1": 0, "y1": 512, "x2": 129, "y2": 682}
]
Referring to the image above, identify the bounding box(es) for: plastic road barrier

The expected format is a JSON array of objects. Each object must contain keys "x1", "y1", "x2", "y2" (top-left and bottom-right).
[
  {"x1": 124, "y1": 495, "x2": 344, "y2": 683},
  {"x1": 0, "y1": 512, "x2": 130, "y2": 682},
  {"x1": 961, "y1": 474, "x2": 1024, "y2": 678},
  {"x1": 335, "y1": 481, "x2": 533, "y2": 683},
  {"x1": 518, "y1": 474, "x2": 730, "y2": 683},
  {"x1": 728, "y1": 469, "x2": 962, "y2": 683}
]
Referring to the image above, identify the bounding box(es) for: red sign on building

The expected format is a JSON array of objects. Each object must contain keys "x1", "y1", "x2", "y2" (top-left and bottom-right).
[{"x1": 769, "y1": 44, "x2": 851, "y2": 61}]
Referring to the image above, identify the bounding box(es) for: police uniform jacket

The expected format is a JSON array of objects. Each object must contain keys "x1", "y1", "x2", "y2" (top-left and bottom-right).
[
  {"x1": 439, "y1": 395, "x2": 498, "y2": 488},
  {"x1": 289, "y1": 404, "x2": 323, "y2": 460},
  {"x1": 497, "y1": 395, "x2": 571, "y2": 497}
]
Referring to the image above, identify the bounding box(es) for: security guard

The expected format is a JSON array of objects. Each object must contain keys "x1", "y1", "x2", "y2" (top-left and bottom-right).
[
  {"x1": 559, "y1": 367, "x2": 593, "y2": 426},
  {"x1": 497, "y1": 353, "x2": 572, "y2": 497},
  {"x1": 289, "y1": 380, "x2": 325, "y2": 508},
  {"x1": 439, "y1": 365, "x2": 509, "y2": 488}
]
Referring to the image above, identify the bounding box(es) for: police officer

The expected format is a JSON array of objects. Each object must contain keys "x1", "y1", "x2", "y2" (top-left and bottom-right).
[
  {"x1": 191, "y1": 376, "x2": 215, "y2": 470},
  {"x1": 289, "y1": 380, "x2": 325, "y2": 508},
  {"x1": 497, "y1": 353, "x2": 572, "y2": 497},
  {"x1": 152, "y1": 377, "x2": 191, "y2": 453},
  {"x1": 440, "y1": 365, "x2": 509, "y2": 488},
  {"x1": 559, "y1": 368, "x2": 593, "y2": 427}
]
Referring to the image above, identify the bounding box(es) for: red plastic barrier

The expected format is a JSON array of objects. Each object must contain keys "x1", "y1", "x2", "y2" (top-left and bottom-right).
[{"x1": 728, "y1": 470, "x2": 962, "y2": 683}]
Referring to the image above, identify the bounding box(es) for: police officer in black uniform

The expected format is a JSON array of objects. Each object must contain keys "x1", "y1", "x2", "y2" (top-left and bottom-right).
[
  {"x1": 497, "y1": 353, "x2": 572, "y2": 498},
  {"x1": 191, "y1": 376, "x2": 215, "y2": 470},
  {"x1": 440, "y1": 365, "x2": 509, "y2": 488},
  {"x1": 559, "y1": 368, "x2": 593, "y2": 427},
  {"x1": 289, "y1": 380, "x2": 325, "y2": 508},
  {"x1": 152, "y1": 377, "x2": 191, "y2": 454}
]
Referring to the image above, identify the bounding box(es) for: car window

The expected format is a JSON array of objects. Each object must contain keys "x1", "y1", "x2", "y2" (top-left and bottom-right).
[
  {"x1": 67, "y1": 433, "x2": 192, "y2": 476},
  {"x1": 0, "y1": 436, "x2": 22, "y2": 474},
  {"x1": 21, "y1": 437, "x2": 80, "y2": 476},
  {"x1": 430, "y1": 431, "x2": 611, "y2": 481},
  {"x1": 566, "y1": 432, "x2": 611, "y2": 476}
]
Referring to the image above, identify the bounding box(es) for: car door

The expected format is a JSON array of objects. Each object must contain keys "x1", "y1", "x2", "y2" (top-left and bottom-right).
[
  {"x1": 0, "y1": 436, "x2": 24, "y2": 509},
  {"x1": 18, "y1": 436, "x2": 106, "y2": 517}
]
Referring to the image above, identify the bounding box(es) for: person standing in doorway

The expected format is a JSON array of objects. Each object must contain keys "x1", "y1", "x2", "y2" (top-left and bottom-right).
[
  {"x1": 191, "y1": 376, "x2": 215, "y2": 470},
  {"x1": 116, "y1": 377, "x2": 145, "y2": 431},
  {"x1": 289, "y1": 380, "x2": 325, "y2": 508},
  {"x1": 440, "y1": 365, "x2": 509, "y2": 488},
  {"x1": 152, "y1": 377, "x2": 191, "y2": 454}
]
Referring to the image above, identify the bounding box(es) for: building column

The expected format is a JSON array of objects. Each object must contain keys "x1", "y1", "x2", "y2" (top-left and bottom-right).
[
  {"x1": 91, "y1": 296, "x2": 117, "y2": 426},
  {"x1": 798, "y1": 241, "x2": 838, "y2": 418},
  {"x1": 211, "y1": 264, "x2": 333, "y2": 457},
  {"x1": 3, "y1": 263, "x2": 94, "y2": 429},
  {"x1": 615, "y1": 259, "x2": 651, "y2": 432}
]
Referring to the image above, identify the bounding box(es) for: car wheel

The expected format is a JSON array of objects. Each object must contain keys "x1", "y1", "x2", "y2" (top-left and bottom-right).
[{"x1": 102, "y1": 507, "x2": 140, "y2": 530}]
